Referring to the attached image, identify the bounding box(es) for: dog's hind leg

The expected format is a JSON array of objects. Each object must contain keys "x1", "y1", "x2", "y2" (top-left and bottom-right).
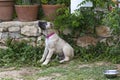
[
  {"x1": 59, "y1": 57, "x2": 70, "y2": 63},
  {"x1": 59, "y1": 46, "x2": 71, "y2": 63}
]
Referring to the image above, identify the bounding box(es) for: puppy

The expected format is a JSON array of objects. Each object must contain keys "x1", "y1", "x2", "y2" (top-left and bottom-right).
[{"x1": 38, "y1": 21, "x2": 74, "y2": 65}]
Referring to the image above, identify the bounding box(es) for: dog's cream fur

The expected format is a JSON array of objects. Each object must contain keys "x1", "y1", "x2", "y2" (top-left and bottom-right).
[{"x1": 39, "y1": 22, "x2": 74, "y2": 65}]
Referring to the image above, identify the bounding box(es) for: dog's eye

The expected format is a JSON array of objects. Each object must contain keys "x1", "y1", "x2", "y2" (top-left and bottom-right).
[
  {"x1": 50, "y1": 23, "x2": 52, "y2": 26},
  {"x1": 50, "y1": 23, "x2": 53, "y2": 27}
]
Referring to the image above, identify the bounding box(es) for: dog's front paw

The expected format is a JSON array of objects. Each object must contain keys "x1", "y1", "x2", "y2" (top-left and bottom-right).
[
  {"x1": 40, "y1": 58, "x2": 44, "y2": 63},
  {"x1": 41, "y1": 62, "x2": 48, "y2": 65},
  {"x1": 59, "y1": 60, "x2": 64, "y2": 63}
]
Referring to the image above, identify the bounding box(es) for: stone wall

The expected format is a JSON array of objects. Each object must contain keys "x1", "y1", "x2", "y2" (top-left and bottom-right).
[
  {"x1": 0, "y1": 21, "x2": 112, "y2": 49},
  {"x1": 0, "y1": 21, "x2": 42, "y2": 49}
]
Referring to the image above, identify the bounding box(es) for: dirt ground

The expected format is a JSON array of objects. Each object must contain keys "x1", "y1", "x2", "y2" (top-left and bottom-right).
[
  {"x1": 0, "y1": 62, "x2": 119, "y2": 80},
  {"x1": 0, "y1": 67, "x2": 39, "y2": 80},
  {"x1": 0, "y1": 67, "x2": 61, "y2": 80}
]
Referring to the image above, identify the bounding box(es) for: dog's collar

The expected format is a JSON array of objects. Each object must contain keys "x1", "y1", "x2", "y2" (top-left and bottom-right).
[{"x1": 46, "y1": 32, "x2": 55, "y2": 38}]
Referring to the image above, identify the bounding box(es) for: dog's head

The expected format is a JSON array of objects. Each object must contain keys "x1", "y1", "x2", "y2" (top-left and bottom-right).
[{"x1": 38, "y1": 21, "x2": 54, "y2": 30}]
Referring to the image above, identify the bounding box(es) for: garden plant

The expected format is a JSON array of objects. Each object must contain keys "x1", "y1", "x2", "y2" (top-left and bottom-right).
[
  {"x1": 0, "y1": 0, "x2": 120, "y2": 80},
  {"x1": 0, "y1": 0, "x2": 119, "y2": 67}
]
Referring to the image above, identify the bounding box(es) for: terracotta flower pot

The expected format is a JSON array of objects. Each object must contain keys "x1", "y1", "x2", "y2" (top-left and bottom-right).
[
  {"x1": 0, "y1": 0, "x2": 14, "y2": 21},
  {"x1": 112, "y1": 0, "x2": 118, "y2": 3},
  {"x1": 15, "y1": 5, "x2": 39, "y2": 22},
  {"x1": 42, "y1": 4, "x2": 62, "y2": 20}
]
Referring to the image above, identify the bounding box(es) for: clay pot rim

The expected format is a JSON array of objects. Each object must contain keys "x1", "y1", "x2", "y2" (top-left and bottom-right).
[
  {"x1": 15, "y1": 4, "x2": 39, "y2": 7},
  {"x1": 42, "y1": 4, "x2": 62, "y2": 7},
  {"x1": 0, "y1": 0, "x2": 14, "y2": 1}
]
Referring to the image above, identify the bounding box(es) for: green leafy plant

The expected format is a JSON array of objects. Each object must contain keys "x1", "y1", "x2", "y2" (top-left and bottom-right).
[
  {"x1": 60, "y1": 34, "x2": 120, "y2": 64},
  {"x1": 54, "y1": 0, "x2": 120, "y2": 64},
  {"x1": 56, "y1": 0, "x2": 70, "y2": 6},
  {"x1": 16, "y1": 0, "x2": 33, "y2": 5},
  {"x1": 55, "y1": 1, "x2": 119, "y2": 42},
  {"x1": 54, "y1": 8, "x2": 105, "y2": 36},
  {"x1": 0, "y1": 36, "x2": 120, "y2": 67},
  {"x1": 41, "y1": 0, "x2": 70, "y2": 6},
  {"x1": 102, "y1": 8, "x2": 120, "y2": 35},
  {"x1": 0, "y1": 39, "x2": 44, "y2": 67},
  {"x1": 15, "y1": 0, "x2": 42, "y2": 5},
  {"x1": 41, "y1": 0, "x2": 54, "y2": 4},
  {"x1": 54, "y1": 0, "x2": 113, "y2": 36},
  {"x1": 101, "y1": 7, "x2": 120, "y2": 61}
]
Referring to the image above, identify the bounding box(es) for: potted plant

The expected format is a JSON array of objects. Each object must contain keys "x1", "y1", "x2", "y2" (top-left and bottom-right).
[
  {"x1": 41, "y1": 0, "x2": 66, "y2": 20},
  {"x1": 0, "y1": 0, "x2": 14, "y2": 21},
  {"x1": 15, "y1": 0, "x2": 39, "y2": 22}
]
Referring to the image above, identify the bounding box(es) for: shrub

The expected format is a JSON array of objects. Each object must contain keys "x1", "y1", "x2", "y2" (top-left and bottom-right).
[
  {"x1": 102, "y1": 8, "x2": 120, "y2": 35},
  {"x1": 54, "y1": 0, "x2": 120, "y2": 64},
  {"x1": 61, "y1": 34, "x2": 120, "y2": 64},
  {"x1": 0, "y1": 35, "x2": 119, "y2": 67},
  {"x1": 0, "y1": 40, "x2": 44, "y2": 67}
]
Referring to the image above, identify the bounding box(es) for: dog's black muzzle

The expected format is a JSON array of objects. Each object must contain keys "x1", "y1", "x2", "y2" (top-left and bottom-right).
[{"x1": 38, "y1": 21, "x2": 47, "y2": 30}]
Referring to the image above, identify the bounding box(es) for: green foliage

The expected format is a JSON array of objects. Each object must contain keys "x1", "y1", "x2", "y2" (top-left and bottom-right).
[
  {"x1": 60, "y1": 34, "x2": 120, "y2": 64},
  {"x1": 101, "y1": 7, "x2": 120, "y2": 60},
  {"x1": 38, "y1": 64, "x2": 118, "y2": 80},
  {"x1": 0, "y1": 40, "x2": 44, "y2": 67},
  {"x1": 41, "y1": 0, "x2": 70, "y2": 6},
  {"x1": 54, "y1": 8, "x2": 81, "y2": 31},
  {"x1": 54, "y1": 0, "x2": 114, "y2": 35},
  {"x1": 15, "y1": 0, "x2": 41, "y2": 5},
  {"x1": 16, "y1": 0, "x2": 32, "y2": 5},
  {"x1": 53, "y1": 0, "x2": 120, "y2": 64},
  {"x1": 1, "y1": 0, "x2": 120, "y2": 67},
  {"x1": 54, "y1": 7, "x2": 105, "y2": 34},
  {"x1": 0, "y1": 78, "x2": 14, "y2": 80},
  {"x1": 0, "y1": 36, "x2": 119, "y2": 67},
  {"x1": 41, "y1": 0, "x2": 51, "y2": 4},
  {"x1": 56, "y1": 0, "x2": 70, "y2": 6},
  {"x1": 102, "y1": 8, "x2": 120, "y2": 35}
]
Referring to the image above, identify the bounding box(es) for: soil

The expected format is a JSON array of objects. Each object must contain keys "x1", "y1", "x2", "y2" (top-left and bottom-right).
[
  {"x1": 0, "y1": 67, "x2": 39, "y2": 80},
  {"x1": 0, "y1": 62, "x2": 119, "y2": 80},
  {"x1": 0, "y1": 67, "x2": 61, "y2": 80}
]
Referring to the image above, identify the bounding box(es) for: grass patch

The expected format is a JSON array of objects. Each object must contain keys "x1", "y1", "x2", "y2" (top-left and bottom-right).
[
  {"x1": 0, "y1": 78, "x2": 14, "y2": 80},
  {"x1": 0, "y1": 38, "x2": 119, "y2": 80},
  {"x1": 0, "y1": 59, "x2": 119, "y2": 80},
  {"x1": 22, "y1": 60, "x2": 119, "y2": 80}
]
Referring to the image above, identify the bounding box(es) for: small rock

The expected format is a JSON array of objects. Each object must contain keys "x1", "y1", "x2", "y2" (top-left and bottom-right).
[
  {"x1": 8, "y1": 26, "x2": 20, "y2": 32},
  {"x1": 21, "y1": 25, "x2": 38, "y2": 37},
  {"x1": 0, "y1": 32, "x2": 9, "y2": 39}
]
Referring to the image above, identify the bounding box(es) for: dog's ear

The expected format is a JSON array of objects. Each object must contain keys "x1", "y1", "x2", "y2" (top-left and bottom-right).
[
  {"x1": 38, "y1": 21, "x2": 47, "y2": 30},
  {"x1": 38, "y1": 21, "x2": 42, "y2": 27}
]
